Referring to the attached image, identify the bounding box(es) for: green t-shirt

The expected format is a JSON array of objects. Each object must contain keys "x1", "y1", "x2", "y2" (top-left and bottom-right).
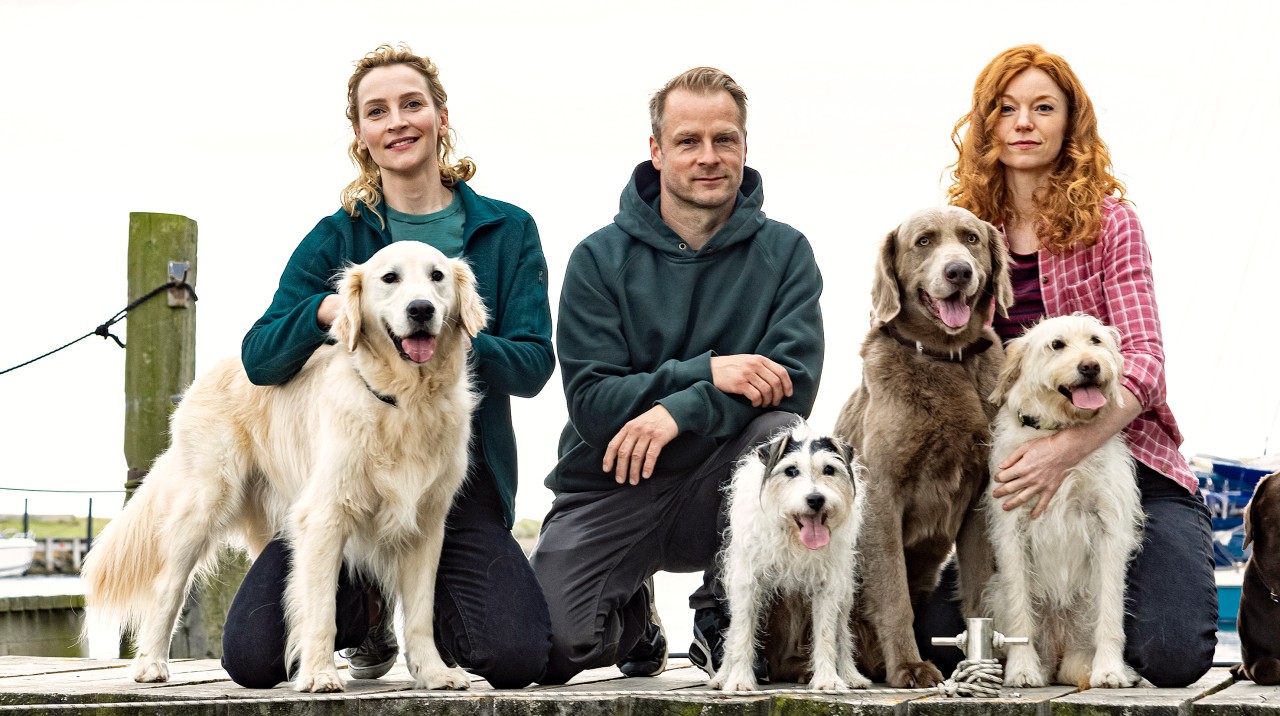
[{"x1": 386, "y1": 191, "x2": 466, "y2": 257}]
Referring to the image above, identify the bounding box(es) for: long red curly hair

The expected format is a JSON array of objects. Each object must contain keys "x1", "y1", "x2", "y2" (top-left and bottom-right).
[{"x1": 946, "y1": 45, "x2": 1127, "y2": 253}]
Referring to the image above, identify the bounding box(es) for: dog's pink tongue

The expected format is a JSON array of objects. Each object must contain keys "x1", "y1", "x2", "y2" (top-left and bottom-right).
[
  {"x1": 402, "y1": 335, "x2": 437, "y2": 363},
  {"x1": 939, "y1": 297, "x2": 971, "y2": 328},
  {"x1": 799, "y1": 515, "x2": 830, "y2": 550},
  {"x1": 1071, "y1": 386, "x2": 1107, "y2": 410}
]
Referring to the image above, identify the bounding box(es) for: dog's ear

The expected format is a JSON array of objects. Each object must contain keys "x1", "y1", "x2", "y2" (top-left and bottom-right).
[
  {"x1": 756, "y1": 432, "x2": 791, "y2": 476},
  {"x1": 871, "y1": 228, "x2": 901, "y2": 323},
  {"x1": 834, "y1": 436, "x2": 858, "y2": 476},
  {"x1": 989, "y1": 336, "x2": 1024, "y2": 405},
  {"x1": 452, "y1": 260, "x2": 489, "y2": 338},
  {"x1": 987, "y1": 222, "x2": 1015, "y2": 318},
  {"x1": 331, "y1": 262, "x2": 364, "y2": 352},
  {"x1": 1244, "y1": 479, "x2": 1261, "y2": 550},
  {"x1": 1244, "y1": 473, "x2": 1277, "y2": 549}
]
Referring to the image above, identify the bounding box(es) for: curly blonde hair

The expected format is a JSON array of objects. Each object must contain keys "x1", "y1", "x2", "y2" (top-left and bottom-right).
[
  {"x1": 341, "y1": 44, "x2": 476, "y2": 220},
  {"x1": 946, "y1": 44, "x2": 1126, "y2": 252}
]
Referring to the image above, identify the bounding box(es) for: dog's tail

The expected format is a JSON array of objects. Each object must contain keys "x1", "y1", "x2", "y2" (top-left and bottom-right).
[
  {"x1": 81, "y1": 468, "x2": 173, "y2": 637},
  {"x1": 81, "y1": 445, "x2": 235, "y2": 642}
]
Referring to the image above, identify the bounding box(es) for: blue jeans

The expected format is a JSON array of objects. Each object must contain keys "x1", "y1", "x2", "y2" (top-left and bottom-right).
[
  {"x1": 915, "y1": 463, "x2": 1217, "y2": 687},
  {"x1": 220, "y1": 465, "x2": 551, "y2": 689}
]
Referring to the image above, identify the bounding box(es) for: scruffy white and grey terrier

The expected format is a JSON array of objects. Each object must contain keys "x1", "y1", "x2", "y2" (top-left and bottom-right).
[
  {"x1": 710, "y1": 421, "x2": 871, "y2": 692},
  {"x1": 986, "y1": 313, "x2": 1144, "y2": 688}
]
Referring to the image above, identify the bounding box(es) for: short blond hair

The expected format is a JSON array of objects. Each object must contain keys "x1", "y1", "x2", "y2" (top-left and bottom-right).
[{"x1": 649, "y1": 67, "x2": 748, "y2": 139}]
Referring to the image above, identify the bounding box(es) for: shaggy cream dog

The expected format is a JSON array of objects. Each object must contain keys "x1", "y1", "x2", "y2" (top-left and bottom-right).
[
  {"x1": 82, "y1": 241, "x2": 487, "y2": 693},
  {"x1": 710, "y1": 421, "x2": 871, "y2": 692},
  {"x1": 986, "y1": 313, "x2": 1144, "y2": 688}
]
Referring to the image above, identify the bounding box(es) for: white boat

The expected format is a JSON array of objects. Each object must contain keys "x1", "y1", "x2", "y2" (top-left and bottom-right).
[{"x1": 0, "y1": 533, "x2": 38, "y2": 577}]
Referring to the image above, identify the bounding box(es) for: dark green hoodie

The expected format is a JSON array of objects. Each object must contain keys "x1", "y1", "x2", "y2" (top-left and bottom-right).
[
  {"x1": 546, "y1": 162, "x2": 824, "y2": 494},
  {"x1": 241, "y1": 181, "x2": 554, "y2": 527}
]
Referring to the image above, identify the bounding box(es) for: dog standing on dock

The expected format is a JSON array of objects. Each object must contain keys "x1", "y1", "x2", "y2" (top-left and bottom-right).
[
  {"x1": 986, "y1": 313, "x2": 1144, "y2": 688},
  {"x1": 1231, "y1": 471, "x2": 1280, "y2": 685},
  {"x1": 709, "y1": 421, "x2": 871, "y2": 692},
  {"x1": 81, "y1": 241, "x2": 487, "y2": 693}
]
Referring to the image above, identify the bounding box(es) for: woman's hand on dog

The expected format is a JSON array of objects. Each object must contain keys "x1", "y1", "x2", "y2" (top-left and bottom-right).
[
  {"x1": 605, "y1": 405, "x2": 679, "y2": 485},
  {"x1": 993, "y1": 432, "x2": 1089, "y2": 518},
  {"x1": 994, "y1": 385, "x2": 1143, "y2": 518},
  {"x1": 317, "y1": 293, "x2": 340, "y2": 329},
  {"x1": 711, "y1": 354, "x2": 792, "y2": 408}
]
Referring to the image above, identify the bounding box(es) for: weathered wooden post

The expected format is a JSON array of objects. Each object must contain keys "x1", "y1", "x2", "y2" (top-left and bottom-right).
[
  {"x1": 122, "y1": 213, "x2": 247, "y2": 660},
  {"x1": 124, "y1": 212, "x2": 198, "y2": 501}
]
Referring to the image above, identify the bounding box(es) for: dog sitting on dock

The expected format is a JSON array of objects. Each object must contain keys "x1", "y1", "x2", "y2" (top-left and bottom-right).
[
  {"x1": 709, "y1": 421, "x2": 871, "y2": 692},
  {"x1": 985, "y1": 313, "x2": 1144, "y2": 688},
  {"x1": 1231, "y1": 471, "x2": 1280, "y2": 685}
]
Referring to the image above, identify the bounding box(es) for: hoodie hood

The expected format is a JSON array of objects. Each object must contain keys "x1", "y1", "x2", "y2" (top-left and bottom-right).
[{"x1": 613, "y1": 161, "x2": 766, "y2": 257}]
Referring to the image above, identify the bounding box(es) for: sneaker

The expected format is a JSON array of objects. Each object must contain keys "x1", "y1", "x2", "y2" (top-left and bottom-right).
[
  {"x1": 688, "y1": 604, "x2": 769, "y2": 683},
  {"x1": 339, "y1": 589, "x2": 399, "y2": 680},
  {"x1": 616, "y1": 577, "x2": 667, "y2": 677}
]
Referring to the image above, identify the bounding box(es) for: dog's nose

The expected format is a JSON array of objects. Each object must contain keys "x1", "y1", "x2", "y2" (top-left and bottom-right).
[
  {"x1": 407, "y1": 300, "x2": 436, "y2": 323},
  {"x1": 1078, "y1": 359, "x2": 1100, "y2": 379},
  {"x1": 806, "y1": 493, "x2": 825, "y2": 512},
  {"x1": 944, "y1": 261, "x2": 973, "y2": 286}
]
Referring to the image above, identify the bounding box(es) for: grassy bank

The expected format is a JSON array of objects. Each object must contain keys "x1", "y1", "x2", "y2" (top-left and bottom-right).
[{"x1": 0, "y1": 514, "x2": 111, "y2": 539}]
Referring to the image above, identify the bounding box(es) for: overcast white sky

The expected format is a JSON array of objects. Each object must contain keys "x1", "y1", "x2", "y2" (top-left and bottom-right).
[{"x1": 3, "y1": 0, "x2": 1279, "y2": 523}]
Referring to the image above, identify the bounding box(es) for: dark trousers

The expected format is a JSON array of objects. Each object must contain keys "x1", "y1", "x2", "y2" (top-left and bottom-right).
[
  {"x1": 530, "y1": 411, "x2": 800, "y2": 685},
  {"x1": 220, "y1": 466, "x2": 551, "y2": 689},
  {"x1": 914, "y1": 463, "x2": 1218, "y2": 687}
]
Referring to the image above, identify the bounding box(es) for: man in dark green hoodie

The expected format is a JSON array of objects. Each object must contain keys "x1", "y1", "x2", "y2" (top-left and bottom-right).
[{"x1": 530, "y1": 67, "x2": 825, "y2": 685}]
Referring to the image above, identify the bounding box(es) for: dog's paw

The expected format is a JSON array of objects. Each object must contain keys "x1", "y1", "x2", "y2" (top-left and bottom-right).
[
  {"x1": 132, "y1": 657, "x2": 169, "y2": 683},
  {"x1": 294, "y1": 670, "x2": 345, "y2": 693},
  {"x1": 413, "y1": 665, "x2": 470, "y2": 690},
  {"x1": 839, "y1": 669, "x2": 872, "y2": 690},
  {"x1": 717, "y1": 676, "x2": 759, "y2": 692},
  {"x1": 1089, "y1": 664, "x2": 1139, "y2": 689},
  {"x1": 1005, "y1": 666, "x2": 1048, "y2": 688},
  {"x1": 888, "y1": 661, "x2": 944, "y2": 688}
]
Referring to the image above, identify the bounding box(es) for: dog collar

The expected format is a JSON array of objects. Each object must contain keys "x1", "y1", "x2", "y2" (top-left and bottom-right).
[
  {"x1": 357, "y1": 372, "x2": 397, "y2": 407},
  {"x1": 879, "y1": 325, "x2": 993, "y2": 363},
  {"x1": 1019, "y1": 413, "x2": 1062, "y2": 431}
]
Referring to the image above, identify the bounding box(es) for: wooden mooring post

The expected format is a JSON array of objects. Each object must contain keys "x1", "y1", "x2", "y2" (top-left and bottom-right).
[{"x1": 121, "y1": 213, "x2": 247, "y2": 660}]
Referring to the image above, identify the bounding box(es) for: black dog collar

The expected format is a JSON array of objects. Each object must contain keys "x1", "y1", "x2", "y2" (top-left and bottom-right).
[
  {"x1": 1019, "y1": 413, "x2": 1062, "y2": 431},
  {"x1": 879, "y1": 325, "x2": 993, "y2": 363},
  {"x1": 357, "y1": 371, "x2": 397, "y2": 407}
]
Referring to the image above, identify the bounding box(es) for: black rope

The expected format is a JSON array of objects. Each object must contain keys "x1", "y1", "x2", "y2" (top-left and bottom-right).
[{"x1": 0, "y1": 281, "x2": 197, "y2": 376}]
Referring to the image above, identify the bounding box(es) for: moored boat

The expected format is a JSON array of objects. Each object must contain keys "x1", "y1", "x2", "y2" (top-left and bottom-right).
[{"x1": 0, "y1": 532, "x2": 38, "y2": 578}]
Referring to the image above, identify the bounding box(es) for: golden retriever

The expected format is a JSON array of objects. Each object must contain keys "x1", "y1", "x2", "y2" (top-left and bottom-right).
[
  {"x1": 986, "y1": 313, "x2": 1143, "y2": 688},
  {"x1": 834, "y1": 206, "x2": 1012, "y2": 687},
  {"x1": 82, "y1": 241, "x2": 487, "y2": 693}
]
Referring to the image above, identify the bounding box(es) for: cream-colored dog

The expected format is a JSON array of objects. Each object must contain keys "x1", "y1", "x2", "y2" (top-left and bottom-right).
[
  {"x1": 711, "y1": 421, "x2": 871, "y2": 692},
  {"x1": 986, "y1": 313, "x2": 1144, "y2": 688},
  {"x1": 82, "y1": 241, "x2": 487, "y2": 693}
]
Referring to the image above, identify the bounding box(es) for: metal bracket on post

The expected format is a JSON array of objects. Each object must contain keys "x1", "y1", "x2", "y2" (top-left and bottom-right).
[
  {"x1": 167, "y1": 261, "x2": 191, "y2": 308},
  {"x1": 929, "y1": 617, "x2": 1030, "y2": 698},
  {"x1": 931, "y1": 617, "x2": 1029, "y2": 660}
]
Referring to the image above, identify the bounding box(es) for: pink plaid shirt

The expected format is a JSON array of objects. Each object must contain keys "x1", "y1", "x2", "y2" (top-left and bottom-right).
[{"x1": 1027, "y1": 197, "x2": 1196, "y2": 492}]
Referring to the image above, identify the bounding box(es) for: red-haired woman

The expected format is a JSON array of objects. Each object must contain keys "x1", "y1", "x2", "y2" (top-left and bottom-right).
[{"x1": 948, "y1": 44, "x2": 1216, "y2": 687}]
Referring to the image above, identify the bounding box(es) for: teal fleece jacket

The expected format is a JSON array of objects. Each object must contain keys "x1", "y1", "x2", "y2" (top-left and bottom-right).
[
  {"x1": 241, "y1": 181, "x2": 554, "y2": 527},
  {"x1": 546, "y1": 162, "x2": 825, "y2": 494}
]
